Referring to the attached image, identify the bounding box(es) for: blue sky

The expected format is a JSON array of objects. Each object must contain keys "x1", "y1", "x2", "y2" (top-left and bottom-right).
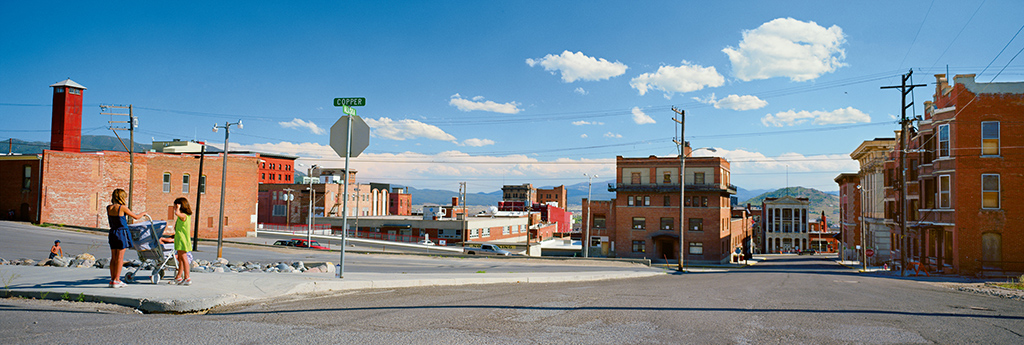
[{"x1": 3, "y1": 1, "x2": 1023, "y2": 194}]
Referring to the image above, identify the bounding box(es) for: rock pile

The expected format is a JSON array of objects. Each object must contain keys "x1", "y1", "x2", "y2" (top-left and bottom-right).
[{"x1": 1, "y1": 255, "x2": 335, "y2": 275}]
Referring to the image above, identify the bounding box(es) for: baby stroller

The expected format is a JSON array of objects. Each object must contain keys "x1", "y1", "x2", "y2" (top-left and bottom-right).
[{"x1": 125, "y1": 215, "x2": 176, "y2": 284}]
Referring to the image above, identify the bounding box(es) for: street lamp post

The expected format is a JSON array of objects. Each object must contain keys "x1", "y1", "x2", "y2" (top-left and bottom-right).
[
  {"x1": 583, "y1": 173, "x2": 597, "y2": 258},
  {"x1": 212, "y1": 120, "x2": 242, "y2": 260},
  {"x1": 307, "y1": 165, "x2": 319, "y2": 245}
]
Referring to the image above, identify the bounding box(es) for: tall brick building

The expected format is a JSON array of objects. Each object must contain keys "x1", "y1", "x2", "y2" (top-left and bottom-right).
[
  {"x1": 834, "y1": 173, "x2": 861, "y2": 261},
  {"x1": 904, "y1": 74, "x2": 1024, "y2": 276},
  {"x1": 583, "y1": 151, "x2": 748, "y2": 262}
]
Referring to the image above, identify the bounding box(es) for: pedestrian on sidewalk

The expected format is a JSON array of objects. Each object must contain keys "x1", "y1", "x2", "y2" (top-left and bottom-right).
[
  {"x1": 107, "y1": 188, "x2": 147, "y2": 288},
  {"x1": 170, "y1": 197, "x2": 193, "y2": 286},
  {"x1": 49, "y1": 240, "x2": 63, "y2": 259}
]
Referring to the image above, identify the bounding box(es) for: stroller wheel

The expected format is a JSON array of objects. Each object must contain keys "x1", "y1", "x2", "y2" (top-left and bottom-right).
[
  {"x1": 124, "y1": 272, "x2": 135, "y2": 283},
  {"x1": 151, "y1": 274, "x2": 160, "y2": 285},
  {"x1": 158, "y1": 269, "x2": 166, "y2": 278}
]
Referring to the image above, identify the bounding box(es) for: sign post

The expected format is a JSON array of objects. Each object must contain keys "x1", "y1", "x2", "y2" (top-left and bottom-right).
[{"x1": 331, "y1": 98, "x2": 368, "y2": 279}]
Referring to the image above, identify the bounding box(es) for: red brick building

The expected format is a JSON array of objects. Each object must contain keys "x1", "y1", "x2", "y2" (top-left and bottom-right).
[
  {"x1": 583, "y1": 151, "x2": 746, "y2": 262},
  {"x1": 253, "y1": 153, "x2": 297, "y2": 184},
  {"x1": 834, "y1": 173, "x2": 861, "y2": 260},
  {"x1": 0, "y1": 79, "x2": 259, "y2": 238},
  {"x1": 388, "y1": 187, "x2": 412, "y2": 216},
  {"x1": 902, "y1": 74, "x2": 1024, "y2": 276},
  {"x1": 536, "y1": 185, "x2": 567, "y2": 209}
]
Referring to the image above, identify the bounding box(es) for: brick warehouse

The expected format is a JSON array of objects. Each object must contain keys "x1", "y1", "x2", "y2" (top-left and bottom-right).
[
  {"x1": 0, "y1": 79, "x2": 259, "y2": 238},
  {"x1": 583, "y1": 150, "x2": 751, "y2": 263}
]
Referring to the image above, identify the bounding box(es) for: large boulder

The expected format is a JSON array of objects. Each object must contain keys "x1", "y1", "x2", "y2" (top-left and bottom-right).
[
  {"x1": 49, "y1": 256, "x2": 69, "y2": 267},
  {"x1": 94, "y1": 258, "x2": 110, "y2": 269},
  {"x1": 35, "y1": 259, "x2": 49, "y2": 266}
]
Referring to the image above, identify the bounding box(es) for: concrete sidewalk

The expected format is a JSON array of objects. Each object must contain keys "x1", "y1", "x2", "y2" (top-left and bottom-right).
[{"x1": 0, "y1": 264, "x2": 664, "y2": 314}]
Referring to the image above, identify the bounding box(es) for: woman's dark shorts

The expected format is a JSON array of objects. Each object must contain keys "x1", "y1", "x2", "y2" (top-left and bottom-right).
[{"x1": 109, "y1": 228, "x2": 133, "y2": 250}]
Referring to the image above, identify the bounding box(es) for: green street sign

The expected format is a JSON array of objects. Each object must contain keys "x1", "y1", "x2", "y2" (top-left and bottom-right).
[
  {"x1": 334, "y1": 97, "x2": 366, "y2": 107},
  {"x1": 342, "y1": 105, "x2": 356, "y2": 116}
]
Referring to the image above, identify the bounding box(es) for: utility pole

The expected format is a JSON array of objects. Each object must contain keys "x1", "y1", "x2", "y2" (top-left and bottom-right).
[
  {"x1": 283, "y1": 188, "x2": 295, "y2": 227},
  {"x1": 192, "y1": 142, "x2": 206, "y2": 251},
  {"x1": 212, "y1": 120, "x2": 242, "y2": 260},
  {"x1": 101, "y1": 104, "x2": 136, "y2": 209},
  {"x1": 583, "y1": 173, "x2": 597, "y2": 258},
  {"x1": 881, "y1": 69, "x2": 926, "y2": 277},
  {"x1": 459, "y1": 182, "x2": 467, "y2": 246},
  {"x1": 672, "y1": 107, "x2": 686, "y2": 272}
]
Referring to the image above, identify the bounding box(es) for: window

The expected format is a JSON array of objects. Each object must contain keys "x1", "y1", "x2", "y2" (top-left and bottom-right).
[
  {"x1": 631, "y1": 172, "x2": 641, "y2": 184},
  {"x1": 261, "y1": 173, "x2": 266, "y2": 179},
  {"x1": 470, "y1": 229, "x2": 478, "y2": 239},
  {"x1": 939, "y1": 175, "x2": 951, "y2": 209},
  {"x1": 632, "y1": 217, "x2": 646, "y2": 230},
  {"x1": 701, "y1": 196, "x2": 708, "y2": 207},
  {"x1": 982, "y1": 121, "x2": 999, "y2": 156},
  {"x1": 684, "y1": 197, "x2": 691, "y2": 207},
  {"x1": 272, "y1": 205, "x2": 286, "y2": 216},
  {"x1": 663, "y1": 172, "x2": 672, "y2": 183},
  {"x1": 660, "y1": 217, "x2": 673, "y2": 230},
  {"x1": 982, "y1": 174, "x2": 1000, "y2": 209},
  {"x1": 644, "y1": 196, "x2": 650, "y2": 206},
  {"x1": 56, "y1": 88, "x2": 64, "y2": 93},
  {"x1": 628, "y1": 196, "x2": 635, "y2": 206},
  {"x1": 503, "y1": 226, "x2": 510, "y2": 235},
  {"x1": 182, "y1": 174, "x2": 190, "y2": 193},
  {"x1": 664, "y1": 195, "x2": 671, "y2": 206},
  {"x1": 694, "y1": 172, "x2": 705, "y2": 184},
  {"x1": 688, "y1": 242, "x2": 703, "y2": 255},
  {"x1": 69, "y1": 88, "x2": 80, "y2": 95},
  {"x1": 632, "y1": 240, "x2": 646, "y2": 253},
  {"x1": 22, "y1": 165, "x2": 31, "y2": 189},
  {"x1": 593, "y1": 216, "x2": 606, "y2": 228},
  {"x1": 199, "y1": 175, "x2": 206, "y2": 194},
  {"x1": 270, "y1": 163, "x2": 275, "y2": 169},
  {"x1": 163, "y1": 173, "x2": 171, "y2": 193},
  {"x1": 688, "y1": 218, "x2": 703, "y2": 231},
  {"x1": 938, "y1": 124, "x2": 950, "y2": 157},
  {"x1": 482, "y1": 228, "x2": 490, "y2": 237}
]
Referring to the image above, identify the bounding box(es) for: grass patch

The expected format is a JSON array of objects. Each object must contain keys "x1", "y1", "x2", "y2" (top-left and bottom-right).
[
  {"x1": 994, "y1": 275, "x2": 1024, "y2": 291},
  {"x1": 476, "y1": 270, "x2": 486, "y2": 274}
]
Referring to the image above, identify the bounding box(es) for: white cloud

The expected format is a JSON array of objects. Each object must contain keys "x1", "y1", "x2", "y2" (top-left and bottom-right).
[
  {"x1": 604, "y1": 132, "x2": 622, "y2": 138},
  {"x1": 761, "y1": 107, "x2": 870, "y2": 127},
  {"x1": 459, "y1": 138, "x2": 495, "y2": 147},
  {"x1": 694, "y1": 93, "x2": 768, "y2": 111},
  {"x1": 278, "y1": 118, "x2": 326, "y2": 135},
  {"x1": 580, "y1": 134, "x2": 588, "y2": 138},
  {"x1": 629, "y1": 61, "x2": 725, "y2": 99},
  {"x1": 574, "y1": 87, "x2": 588, "y2": 95},
  {"x1": 722, "y1": 17, "x2": 847, "y2": 82},
  {"x1": 631, "y1": 107, "x2": 656, "y2": 124},
  {"x1": 449, "y1": 94, "x2": 522, "y2": 114},
  {"x1": 572, "y1": 120, "x2": 604, "y2": 126},
  {"x1": 363, "y1": 117, "x2": 458, "y2": 141},
  {"x1": 526, "y1": 50, "x2": 628, "y2": 83}
]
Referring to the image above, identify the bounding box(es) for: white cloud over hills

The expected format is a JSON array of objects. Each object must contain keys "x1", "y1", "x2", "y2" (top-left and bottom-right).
[
  {"x1": 526, "y1": 50, "x2": 628, "y2": 83},
  {"x1": 722, "y1": 17, "x2": 847, "y2": 82}
]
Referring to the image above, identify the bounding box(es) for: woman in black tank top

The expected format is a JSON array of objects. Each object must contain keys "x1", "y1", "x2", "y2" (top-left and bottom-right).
[{"x1": 106, "y1": 188, "x2": 148, "y2": 288}]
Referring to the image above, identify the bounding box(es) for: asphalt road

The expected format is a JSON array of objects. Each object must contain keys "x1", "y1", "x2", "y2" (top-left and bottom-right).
[{"x1": 2, "y1": 232, "x2": 1022, "y2": 344}]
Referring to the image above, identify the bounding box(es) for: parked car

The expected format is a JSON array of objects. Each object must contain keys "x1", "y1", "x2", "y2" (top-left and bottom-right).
[
  {"x1": 273, "y1": 240, "x2": 295, "y2": 247},
  {"x1": 417, "y1": 239, "x2": 436, "y2": 246},
  {"x1": 463, "y1": 243, "x2": 511, "y2": 256},
  {"x1": 798, "y1": 249, "x2": 816, "y2": 255},
  {"x1": 291, "y1": 238, "x2": 329, "y2": 250}
]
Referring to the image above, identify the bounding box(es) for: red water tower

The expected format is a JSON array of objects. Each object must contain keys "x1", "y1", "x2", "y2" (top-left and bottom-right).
[{"x1": 49, "y1": 78, "x2": 86, "y2": 152}]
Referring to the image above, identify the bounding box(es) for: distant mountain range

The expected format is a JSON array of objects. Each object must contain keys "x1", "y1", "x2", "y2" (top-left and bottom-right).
[
  {"x1": 1, "y1": 135, "x2": 151, "y2": 154},
  {"x1": 740, "y1": 186, "x2": 840, "y2": 225}
]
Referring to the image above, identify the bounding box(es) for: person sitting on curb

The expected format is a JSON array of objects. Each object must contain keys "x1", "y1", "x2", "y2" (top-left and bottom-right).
[{"x1": 49, "y1": 240, "x2": 63, "y2": 259}]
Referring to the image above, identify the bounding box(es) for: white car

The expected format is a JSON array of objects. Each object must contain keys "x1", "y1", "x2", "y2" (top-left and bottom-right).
[{"x1": 417, "y1": 239, "x2": 436, "y2": 246}]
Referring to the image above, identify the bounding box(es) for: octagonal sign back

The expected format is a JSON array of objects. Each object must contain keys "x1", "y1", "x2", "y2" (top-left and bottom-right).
[{"x1": 330, "y1": 115, "x2": 370, "y2": 158}]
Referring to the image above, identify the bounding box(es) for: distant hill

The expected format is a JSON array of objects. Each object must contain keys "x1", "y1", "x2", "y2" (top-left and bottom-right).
[
  {"x1": 407, "y1": 187, "x2": 502, "y2": 207},
  {"x1": 1, "y1": 135, "x2": 151, "y2": 154},
  {"x1": 735, "y1": 186, "x2": 772, "y2": 203},
  {"x1": 741, "y1": 187, "x2": 840, "y2": 226}
]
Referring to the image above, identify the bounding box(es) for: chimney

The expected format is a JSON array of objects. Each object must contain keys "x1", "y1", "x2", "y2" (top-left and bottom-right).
[{"x1": 452, "y1": 197, "x2": 459, "y2": 207}]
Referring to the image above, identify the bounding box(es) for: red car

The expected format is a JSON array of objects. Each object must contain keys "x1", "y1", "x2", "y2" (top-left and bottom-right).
[{"x1": 291, "y1": 238, "x2": 330, "y2": 250}]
